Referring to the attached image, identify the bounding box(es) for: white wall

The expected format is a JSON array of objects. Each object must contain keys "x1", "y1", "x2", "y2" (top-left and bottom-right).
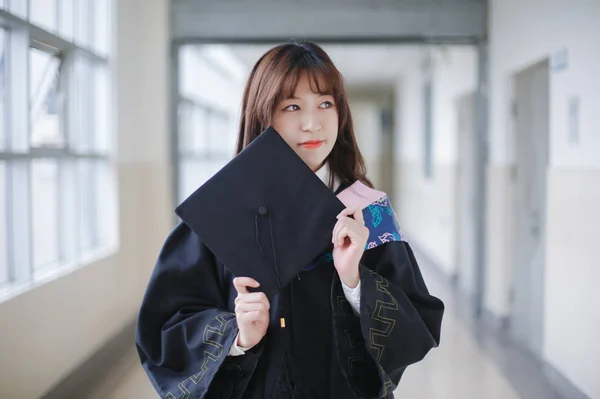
[
  {"x1": 394, "y1": 47, "x2": 477, "y2": 276},
  {"x1": 488, "y1": 1, "x2": 600, "y2": 397},
  {"x1": 0, "y1": 0, "x2": 173, "y2": 397},
  {"x1": 489, "y1": 0, "x2": 600, "y2": 168}
]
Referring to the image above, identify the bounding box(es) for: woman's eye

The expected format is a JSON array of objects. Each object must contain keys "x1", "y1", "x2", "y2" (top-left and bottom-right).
[
  {"x1": 320, "y1": 101, "x2": 334, "y2": 109},
  {"x1": 284, "y1": 104, "x2": 300, "y2": 111}
]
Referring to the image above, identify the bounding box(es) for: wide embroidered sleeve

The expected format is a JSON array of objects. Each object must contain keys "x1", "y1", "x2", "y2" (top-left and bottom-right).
[
  {"x1": 332, "y1": 185, "x2": 445, "y2": 398},
  {"x1": 135, "y1": 223, "x2": 264, "y2": 399}
]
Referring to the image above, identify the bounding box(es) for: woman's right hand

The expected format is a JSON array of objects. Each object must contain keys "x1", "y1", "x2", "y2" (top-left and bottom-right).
[{"x1": 233, "y1": 277, "x2": 270, "y2": 349}]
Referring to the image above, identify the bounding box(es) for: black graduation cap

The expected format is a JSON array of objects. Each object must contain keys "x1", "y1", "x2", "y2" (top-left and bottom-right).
[{"x1": 175, "y1": 126, "x2": 346, "y2": 296}]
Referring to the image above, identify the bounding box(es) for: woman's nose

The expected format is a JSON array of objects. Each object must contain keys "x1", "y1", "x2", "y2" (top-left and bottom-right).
[{"x1": 301, "y1": 112, "x2": 321, "y2": 132}]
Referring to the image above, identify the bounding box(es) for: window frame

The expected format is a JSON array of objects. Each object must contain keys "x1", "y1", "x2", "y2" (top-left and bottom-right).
[{"x1": 0, "y1": 4, "x2": 114, "y2": 298}]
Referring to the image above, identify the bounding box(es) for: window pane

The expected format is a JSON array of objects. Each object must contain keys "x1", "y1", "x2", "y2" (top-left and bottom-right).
[
  {"x1": 77, "y1": 159, "x2": 96, "y2": 251},
  {"x1": 58, "y1": 158, "x2": 77, "y2": 264},
  {"x1": 178, "y1": 102, "x2": 193, "y2": 153},
  {"x1": 30, "y1": 47, "x2": 64, "y2": 147},
  {"x1": 75, "y1": 0, "x2": 91, "y2": 48},
  {"x1": 0, "y1": 162, "x2": 8, "y2": 285},
  {"x1": 96, "y1": 161, "x2": 115, "y2": 248},
  {"x1": 58, "y1": 0, "x2": 74, "y2": 40},
  {"x1": 179, "y1": 160, "x2": 209, "y2": 204},
  {"x1": 31, "y1": 0, "x2": 58, "y2": 32},
  {"x1": 93, "y1": 0, "x2": 109, "y2": 56},
  {"x1": 9, "y1": 0, "x2": 27, "y2": 18},
  {"x1": 207, "y1": 111, "x2": 217, "y2": 152},
  {"x1": 31, "y1": 159, "x2": 60, "y2": 269},
  {"x1": 0, "y1": 29, "x2": 6, "y2": 151},
  {"x1": 74, "y1": 56, "x2": 92, "y2": 151},
  {"x1": 211, "y1": 112, "x2": 231, "y2": 154},
  {"x1": 94, "y1": 65, "x2": 110, "y2": 152},
  {"x1": 193, "y1": 107, "x2": 207, "y2": 153}
]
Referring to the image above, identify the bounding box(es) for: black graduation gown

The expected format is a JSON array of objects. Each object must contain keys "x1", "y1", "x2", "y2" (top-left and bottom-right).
[{"x1": 135, "y1": 188, "x2": 444, "y2": 399}]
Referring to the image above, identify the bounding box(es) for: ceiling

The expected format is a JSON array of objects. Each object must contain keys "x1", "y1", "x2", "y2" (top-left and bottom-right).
[{"x1": 171, "y1": 0, "x2": 486, "y2": 44}]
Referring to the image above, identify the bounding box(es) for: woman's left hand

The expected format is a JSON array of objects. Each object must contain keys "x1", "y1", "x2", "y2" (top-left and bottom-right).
[{"x1": 332, "y1": 206, "x2": 370, "y2": 289}]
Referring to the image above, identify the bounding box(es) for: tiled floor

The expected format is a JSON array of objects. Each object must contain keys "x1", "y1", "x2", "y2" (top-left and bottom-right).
[{"x1": 89, "y1": 264, "x2": 521, "y2": 399}]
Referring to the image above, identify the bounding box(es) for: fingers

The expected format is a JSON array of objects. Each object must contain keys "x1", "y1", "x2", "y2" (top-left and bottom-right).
[
  {"x1": 237, "y1": 310, "x2": 263, "y2": 325},
  {"x1": 233, "y1": 277, "x2": 259, "y2": 295},
  {"x1": 352, "y1": 207, "x2": 364, "y2": 225},
  {"x1": 337, "y1": 206, "x2": 365, "y2": 225},
  {"x1": 235, "y1": 289, "x2": 270, "y2": 326},
  {"x1": 236, "y1": 301, "x2": 269, "y2": 313},
  {"x1": 337, "y1": 226, "x2": 349, "y2": 248},
  {"x1": 333, "y1": 219, "x2": 348, "y2": 247},
  {"x1": 235, "y1": 292, "x2": 270, "y2": 308},
  {"x1": 332, "y1": 208, "x2": 368, "y2": 248},
  {"x1": 235, "y1": 303, "x2": 270, "y2": 325}
]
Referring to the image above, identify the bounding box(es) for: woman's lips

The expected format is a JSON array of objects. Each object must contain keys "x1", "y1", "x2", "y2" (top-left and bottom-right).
[{"x1": 299, "y1": 140, "x2": 324, "y2": 149}]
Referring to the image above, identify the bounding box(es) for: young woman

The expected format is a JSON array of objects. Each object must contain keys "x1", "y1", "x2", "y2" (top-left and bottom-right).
[{"x1": 136, "y1": 42, "x2": 444, "y2": 399}]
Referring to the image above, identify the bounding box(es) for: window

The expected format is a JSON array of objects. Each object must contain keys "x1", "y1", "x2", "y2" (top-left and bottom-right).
[
  {"x1": 93, "y1": 0, "x2": 109, "y2": 56},
  {"x1": 177, "y1": 100, "x2": 234, "y2": 202},
  {"x1": 0, "y1": 161, "x2": 7, "y2": 286},
  {"x1": 8, "y1": 0, "x2": 27, "y2": 19},
  {"x1": 0, "y1": 2, "x2": 115, "y2": 297},
  {"x1": 58, "y1": 0, "x2": 74, "y2": 40},
  {"x1": 75, "y1": 0, "x2": 91, "y2": 49},
  {"x1": 0, "y1": 28, "x2": 6, "y2": 149},
  {"x1": 30, "y1": 47, "x2": 63, "y2": 147},
  {"x1": 31, "y1": 159, "x2": 60, "y2": 270},
  {"x1": 176, "y1": 45, "x2": 246, "y2": 205},
  {"x1": 31, "y1": 0, "x2": 58, "y2": 32},
  {"x1": 0, "y1": 28, "x2": 8, "y2": 286}
]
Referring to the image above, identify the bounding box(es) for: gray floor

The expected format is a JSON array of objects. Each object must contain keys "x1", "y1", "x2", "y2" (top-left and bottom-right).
[{"x1": 86, "y1": 252, "x2": 563, "y2": 399}]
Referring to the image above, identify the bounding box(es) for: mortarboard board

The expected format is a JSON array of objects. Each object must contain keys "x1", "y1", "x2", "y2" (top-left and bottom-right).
[{"x1": 175, "y1": 127, "x2": 346, "y2": 297}]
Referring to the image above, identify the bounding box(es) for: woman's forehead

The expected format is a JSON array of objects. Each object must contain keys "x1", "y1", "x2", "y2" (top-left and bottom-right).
[{"x1": 282, "y1": 70, "x2": 334, "y2": 99}]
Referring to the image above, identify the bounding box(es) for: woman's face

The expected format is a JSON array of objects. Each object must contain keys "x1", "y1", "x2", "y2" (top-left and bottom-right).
[{"x1": 273, "y1": 73, "x2": 338, "y2": 172}]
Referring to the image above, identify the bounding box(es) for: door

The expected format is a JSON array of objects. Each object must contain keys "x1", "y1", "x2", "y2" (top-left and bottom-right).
[
  {"x1": 455, "y1": 92, "x2": 478, "y2": 300},
  {"x1": 511, "y1": 60, "x2": 549, "y2": 356}
]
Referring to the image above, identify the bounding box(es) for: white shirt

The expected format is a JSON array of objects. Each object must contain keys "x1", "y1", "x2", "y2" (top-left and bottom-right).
[{"x1": 229, "y1": 163, "x2": 361, "y2": 356}]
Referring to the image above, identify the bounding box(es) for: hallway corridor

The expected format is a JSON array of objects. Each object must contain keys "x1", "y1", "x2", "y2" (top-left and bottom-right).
[{"x1": 2, "y1": 1, "x2": 597, "y2": 398}]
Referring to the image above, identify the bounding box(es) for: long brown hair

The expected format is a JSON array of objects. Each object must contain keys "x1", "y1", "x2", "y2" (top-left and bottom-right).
[{"x1": 235, "y1": 42, "x2": 373, "y2": 189}]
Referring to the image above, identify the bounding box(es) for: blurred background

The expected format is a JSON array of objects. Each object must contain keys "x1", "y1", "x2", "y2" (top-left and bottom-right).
[{"x1": 0, "y1": 0, "x2": 598, "y2": 398}]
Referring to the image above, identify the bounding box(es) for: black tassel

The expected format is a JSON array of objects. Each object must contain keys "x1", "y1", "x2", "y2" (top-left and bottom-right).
[
  {"x1": 273, "y1": 322, "x2": 302, "y2": 398},
  {"x1": 255, "y1": 207, "x2": 303, "y2": 397}
]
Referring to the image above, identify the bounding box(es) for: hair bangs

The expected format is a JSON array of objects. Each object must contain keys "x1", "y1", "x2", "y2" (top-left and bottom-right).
[{"x1": 276, "y1": 55, "x2": 340, "y2": 105}]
